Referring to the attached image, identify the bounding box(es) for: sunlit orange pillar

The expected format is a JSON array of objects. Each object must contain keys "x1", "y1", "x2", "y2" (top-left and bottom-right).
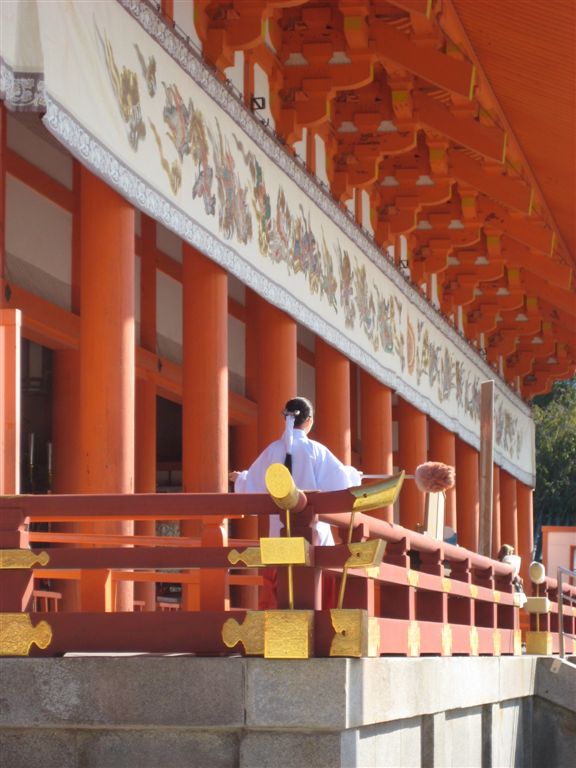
[
  {"x1": 500, "y1": 469, "x2": 518, "y2": 553},
  {"x1": 492, "y1": 464, "x2": 501, "y2": 558},
  {"x1": 51, "y1": 349, "x2": 82, "y2": 610},
  {"x1": 360, "y1": 372, "x2": 393, "y2": 521},
  {"x1": 397, "y1": 397, "x2": 427, "y2": 531},
  {"x1": 0, "y1": 309, "x2": 20, "y2": 495},
  {"x1": 255, "y1": 299, "x2": 297, "y2": 445},
  {"x1": 79, "y1": 168, "x2": 135, "y2": 612},
  {"x1": 455, "y1": 438, "x2": 479, "y2": 551},
  {"x1": 134, "y1": 215, "x2": 157, "y2": 610},
  {"x1": 516, "y1": 481, "x2": 534, "y2": 588},
  {"x1": 246, "y1": 292, "x2": 297, "y2": 547},
  {"x1": 428, "y1": 418, "x2": 457, "y2": 531},
  {"x1": 315, "y1": 339, "x2": 351, "y2": 462},
  {"x1": 182, "y1": 245, "x2": 228, "y2": 611}
]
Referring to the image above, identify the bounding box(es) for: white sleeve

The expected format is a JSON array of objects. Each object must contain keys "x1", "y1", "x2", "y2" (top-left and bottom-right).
[
  {"x1": 313, "y1": 442, "x2": 361, "y2": 491},
  {"x1": 233, "y1": 440, "x2": 285, "y2": 493}
]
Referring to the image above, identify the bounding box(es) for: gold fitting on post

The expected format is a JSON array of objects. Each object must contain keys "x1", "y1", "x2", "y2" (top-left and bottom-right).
[
  {"x1": 260, "y1": 537, "x2": 310, "y2": 566},
  {"x1": 265, "y1": 463, "x2": 300, "y2": 511},
  {"x1": 0, "y1": 614, "x2": 53, "y2": 656},
  {"x1": 221, "y1": 612, "x2": 265, "y2": 655},
  {"x1": 227, "y1": 547, "x2": 263, "y2": 567},
  {"x1": 264, "y1": 610, "x2": 313, "y2": 659},
  {"x1": 0, "y1": 550, "x2": 50, "y2": 569},
  {"x1": 330, "y1": 609, "x2": 375, "y2": 657},
  {"x1": 346, "y1": 539, "x2": 386, "y2": 569},
  {"x1": 350, "y1": 471, "x2": 405, "y2": 512}
]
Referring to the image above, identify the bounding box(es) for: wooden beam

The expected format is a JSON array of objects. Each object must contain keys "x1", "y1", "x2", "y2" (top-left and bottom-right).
[
  {"x1": 449, "y1": 150, "x2": 532, "y2": 213},
  {"x1": 6, "y1": 150, "x2": 74, "y2": 212},
  {"x1": 478, "y1": 380, "x2": 494, "y2": 558},
  {"x1": 372, "y1": 21, "x2": 474, "y2": 99},
  {"x1": 414, "y1": 92, "x2": 505, "y2": 162}
]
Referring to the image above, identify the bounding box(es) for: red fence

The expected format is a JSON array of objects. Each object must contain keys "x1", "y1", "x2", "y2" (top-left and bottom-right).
[{"x1": 1, "y1": 478, "x2": 574, "y2": 658}]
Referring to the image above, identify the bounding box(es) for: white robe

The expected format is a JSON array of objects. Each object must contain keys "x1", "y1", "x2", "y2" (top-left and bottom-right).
[{"x1": 234, "y1": 429, "x2": 362, "y2": 545}]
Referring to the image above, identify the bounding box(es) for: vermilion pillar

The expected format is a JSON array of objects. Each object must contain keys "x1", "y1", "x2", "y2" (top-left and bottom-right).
[
  {"x1": 428, "y1": 418, "x2": 457, "y2": 531},
  {"x1": 79, "y1": 168, "x2": 135, "y2": 611},
  {"x1": 247, "y1": 292, "x2": 297, "y2": 450},
  {"x1": 0, "y1": 309, "x2": 20, "y2": 495},
  {"x1": 182, "y1": 245, "x2": 228, "y2": 610},
  {"x1": 360, "y1": 372, "x2": 393, "y2": 521},
  {"x1": 492, "y1": 464, "x2": 501, "y2": 558},
  {"x1": 516, "y1": 481, "x2": 534, "y2": 588},
  {"x1": 134, "y1": 215, "x2": 157, "y2": 610},
  {"x1": 397, "y1": 397, "x2": 427, "y2": 531},
  {"x1": 500, "y1": 469, "x2": 518, "y2": 553},
  {"x1": 51, "y1": 350, "x2": 82, "y2": 611},
  {"x1": 315, "y1": 339, "x2": 351, "y2": 462},
  {"x1": 455, "y1": 438, "x2": 479, "y2": 552}
]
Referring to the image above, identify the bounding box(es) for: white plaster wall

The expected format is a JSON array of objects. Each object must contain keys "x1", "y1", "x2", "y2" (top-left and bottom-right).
[
  {"x1": 228, "y1": 315, "x2": 245, "y2": 395},
  {"x1": 7, "y1": 113, "x2": 73, "y2": 188},
  {"x1": 156, "y1": 271, "x2": 182, "y2": 363},
  {"x1": 5, "y1": 176, "x2": 72, "y2": 311},
  {"x1": 157, "y1": 223, "x2": 182, "y2": 262},
  {"x1": 315, "y1": 134, "x2": 328, "y2": 188},
  {"x1": 254, "y1": 62, "x2": 275, "y2": 131},
  {"x1": 224, "y1": 51, "x2": 244, "y2": 99},
  {"x1": 173, "y1": 0, "x2": 200, "y2": 50},
  {"x1": 297, "y1": 359, "x2": 315, "y2": 404},
  {"x1": 544, "y1": 528, "x2": 576, "y2": 573}
]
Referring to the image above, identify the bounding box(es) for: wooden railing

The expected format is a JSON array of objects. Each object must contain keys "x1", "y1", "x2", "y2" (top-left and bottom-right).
[{"x1": 1, "y1": 476, "x2": 574, "y2": 658}]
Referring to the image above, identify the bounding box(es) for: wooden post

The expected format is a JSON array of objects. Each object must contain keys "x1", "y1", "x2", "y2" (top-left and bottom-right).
[
  {"x1": 428, "y1": 419, "x2": 457, "y2": 531},
  {"x1": 315, "y1": 339, "x2": 351, "y2": 462},
  {"x1": 478, "y1": 380, "x2": 494, "y2": 556},
  {"x1": 397, "y1": 397, "x2": 427, "y2": 532},
  {"x1": 500, "y1": 470, "x2": 518, "y2": 553},
  {"x1": 456, "y1": 438, "x2": 479, "y2": 551},
  {"x1": 79, "y1": 168, "x2": 135, "y2": 612},
  {"x1": 360, "y1": 372, "x2": 394, "y2": 522},
  {"x1": 182, "y1": 245, "x2": 229, "y2": 611},
  {"x1": 0, "y1": 309, "x2": 21, "y2": 495}
]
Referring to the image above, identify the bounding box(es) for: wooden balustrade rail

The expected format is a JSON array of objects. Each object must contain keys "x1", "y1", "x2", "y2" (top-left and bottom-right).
[{"x1": 1, "y1": 487, "x2": 575, "y2": 659}]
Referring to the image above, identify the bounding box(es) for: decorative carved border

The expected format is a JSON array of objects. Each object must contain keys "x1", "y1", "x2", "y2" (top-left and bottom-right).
[{"x1": 0, "y1": 58, "x2": 46, "y2": 112}]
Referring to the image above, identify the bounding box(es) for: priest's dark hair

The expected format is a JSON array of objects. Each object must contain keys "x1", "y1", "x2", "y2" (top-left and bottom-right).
[{"x1": 283, "y1": 397, "x2": 313, "y2": 428}]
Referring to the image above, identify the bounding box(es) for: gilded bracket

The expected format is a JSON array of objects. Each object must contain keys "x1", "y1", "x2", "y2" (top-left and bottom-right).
[
  {"x1": 0, "y1": 613, "x2": 52, "y2": 656},
  {"x1": 469, "y1": 626, "x2": 479, "y2": 656},
  {"x1": 407, "y1": 621, "x2": 421, "y2": 656},
  {"x1": 493, "y1": 629, "x2": 501, "y2": 656},
  {"x1": 260, "y1": 537, "x2": 310, "y2": 566},
  {"x1": 227, "y1": 547, "x2": 263, "y2": 567},
  {"x1": 407, "y1": 570, "x2": 419, "y2": 588},
  {"x1": 264, "y1": 610, "x2": 313, "y2": 659},
  {"x1": 221, "y1": 611, "x2": 264, "y2": 655},
  {"x1": 346, "y1": 539, "x2": 386, "y2": 569},
  {"x1": 0, "y1": 550, "x2": 50, "y2": 569},
  {"x1": 442, "y1": 624, "x2": 453, "y2": 656},
  {"x1": 329, "y1": 609, "x2": 381, "y2": 658},
  {"x1": 350, "y1": 471, "x2": 405, "y2": 512}
]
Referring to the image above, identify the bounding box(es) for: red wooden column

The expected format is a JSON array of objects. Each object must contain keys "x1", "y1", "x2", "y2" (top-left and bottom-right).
[
  {"x1": 455, "y1": 438, "x2": 479, "y2": 552},
  {"x1": 50, "y1": 159, "x2": 82, "y2": 609},
  {"x1": 492, "y1": 464, "x2": 501, "y2": 558},
  {"x1": 182, "y1": 244, "x2": 228, "y2": 611},
  {"x1": 0, "y1": 309, "x2": 21, "y2": 495},
  {"x1": 79, "y1": 168, "x2": 135, "y2": 612},
  {"x1": 500, "y1": 469, "x2": 519, "y2": 553},
  {"x1": 516, "y1": 481, "x2": 534, "y2": 588},
  {"x1": 396, "y1": 397, "x2": 427, "y2": 532},
  {"x1": 134, "y1": 215, "x2": 157, "y2": 610},
  {"x1": 360, "y1": 372, "x2": 393, "y2": 522},
  {"x1": 315, "y1": 339, "x2": 351, "y2": 462},
  {"x1": 247, "y1": 291, "x2": 297, "y2": 449},
  {"x1": 51, "y1": 350, "x2": 82, "y2": 610},
  {"x1": 428, "y1": 418, "x2": 457, "y2": 531}
]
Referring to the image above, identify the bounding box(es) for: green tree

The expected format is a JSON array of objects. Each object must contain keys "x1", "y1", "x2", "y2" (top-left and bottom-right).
[{"x1": 532, "y1": 378, "x2": 576, "y2": 560}]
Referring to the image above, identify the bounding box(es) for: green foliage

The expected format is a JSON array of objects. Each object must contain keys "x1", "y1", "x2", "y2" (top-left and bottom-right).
[{"x1": 532, "y1": 378, "x2": 576, "y2": 558}]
